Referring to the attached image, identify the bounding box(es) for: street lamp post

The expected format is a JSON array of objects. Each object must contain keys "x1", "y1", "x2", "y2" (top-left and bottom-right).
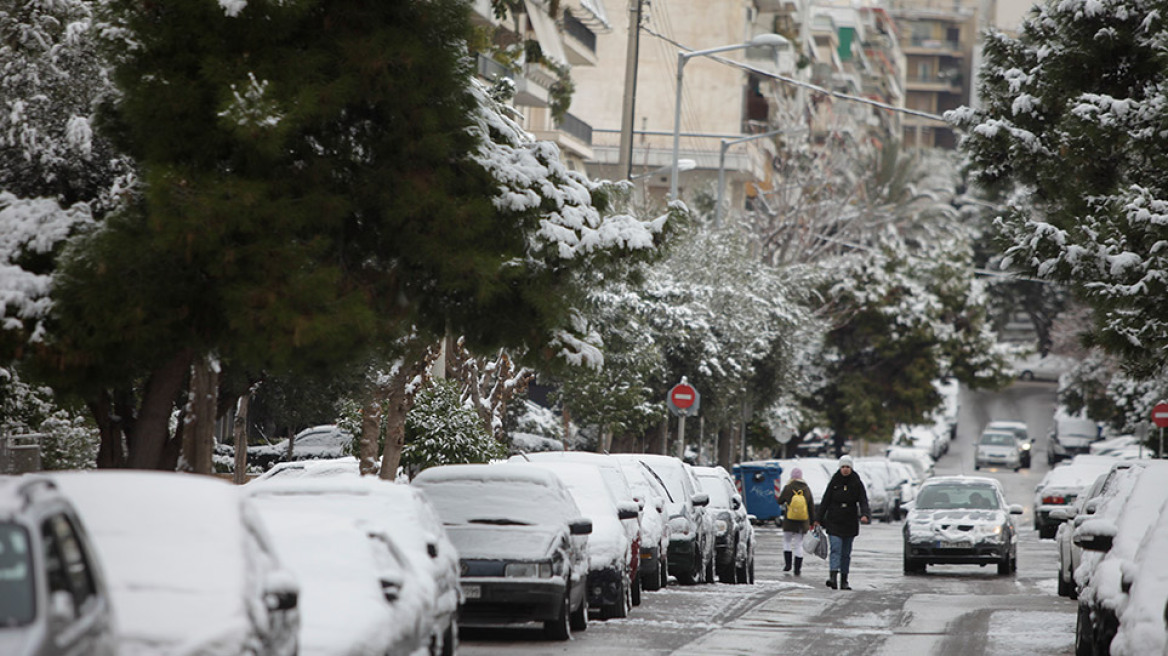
[
  {"x1": 715, "y1": 127, "x2": 806, "y2": 226},
  {"x1": 669, "y1": 33, "x2": 790, "y2": 201}
]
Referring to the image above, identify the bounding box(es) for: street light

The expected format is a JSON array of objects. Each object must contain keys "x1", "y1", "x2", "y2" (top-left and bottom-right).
[
  {"x1": 669, "y1": 33, "x2": 790, "y2": 201},
  {"x1": 715, "y1": 127, "x2": 806, "y2": 226}
]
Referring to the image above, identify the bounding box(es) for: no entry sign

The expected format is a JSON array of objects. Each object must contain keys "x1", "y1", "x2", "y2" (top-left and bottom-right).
[
  {"x1": 667, "y1": 382, "x2": 700, "y2": 416},
  {"x1": 1153, "y1": 402, "x2": 1168, "y2": 428}
]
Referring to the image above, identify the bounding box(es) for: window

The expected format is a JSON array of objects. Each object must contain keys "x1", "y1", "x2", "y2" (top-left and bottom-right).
[
  {"x1": 41, "y1": 513, "x2": 98, "y2": 615},
  {"x1": 0, "y1": 523, "x2": 35, "y2": 625}
]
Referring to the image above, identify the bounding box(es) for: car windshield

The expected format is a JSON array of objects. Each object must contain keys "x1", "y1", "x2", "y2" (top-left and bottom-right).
[
  {"x1": 696, "y1": 476, "x2": 732, "y2": 508},
  {"x1": 0, "y1": 522, "x2": 35, "y2": 626},
  {"x1": 916, "y1": 484, "x2": 1000, "y2": 510},
  {"x1": 419, "y1": 480, "x2": 570, "y2": 527},
  {"x1": 979, "y1": 432, "x2": 1015, "y2": 446}
]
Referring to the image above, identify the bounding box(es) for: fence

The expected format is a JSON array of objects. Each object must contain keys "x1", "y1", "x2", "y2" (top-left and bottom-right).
[{"x1": 0, "y1": 434, "x2": 43, "y2": 474}]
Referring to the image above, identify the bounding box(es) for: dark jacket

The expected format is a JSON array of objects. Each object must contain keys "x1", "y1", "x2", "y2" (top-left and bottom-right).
[
  {"x1": 817, "y1": 470, "x2": 870, "y2": 538},
  {"x1": 776, "y1": 479, "x2": 816, "y2": 534}
]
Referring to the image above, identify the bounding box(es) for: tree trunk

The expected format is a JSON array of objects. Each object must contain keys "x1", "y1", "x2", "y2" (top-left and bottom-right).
[
  {"x1": 359, "y1": 393, "x2": 382, "y2": 476},
  {"x1": 232, "y1": 390, "x2": 253, "y2": 485},
  {"x1": 127, "y1": 349, "x2": 193, "y2": 470},
  {"x1": 90, "y1": 392, "x2": 126, "y2": 469},
  {"x1": 378, "y1": 366, "x2": 414, "y2": 481},
  {"x1": 717, "y1": 426, "x2": 733, "y2": 470},
  {"x1": 182, "y1": 354, "x2": 219, "y2": 474},
  {"x1": 658, "y1": 417, "x2": 668, "y2": 454}
]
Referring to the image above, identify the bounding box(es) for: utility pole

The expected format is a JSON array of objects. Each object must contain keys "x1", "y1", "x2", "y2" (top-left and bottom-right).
[{"x1": 617, "y1": 0, "x2": 644, "y2": 179}]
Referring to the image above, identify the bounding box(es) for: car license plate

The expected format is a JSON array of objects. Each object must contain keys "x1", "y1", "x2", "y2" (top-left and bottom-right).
[
  {"x1": 463, "y1": 585, "x2": 481, "y2": 599},
  {"x1": 938, "y1": 541, "x2": 968, "y2": 549}
]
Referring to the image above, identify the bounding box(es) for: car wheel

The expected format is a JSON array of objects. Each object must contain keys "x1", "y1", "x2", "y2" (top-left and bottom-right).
[
  {"x1": 903, "y1": 552, "x2": 925, "y2": 574},
  {"x1": 1058, "y1": 566, "x2": 1072, "y2": 597},
  {"x1": 1039, "y1": 524, "x2": 1057, "y2": 540},
  {"x1": 1075, "y1": 604, "x2": 1095, "y2": 656},
  {"x1": 602, "y1": 572, "x2": 630, "y2": 619},
  {"x1": 643, "y1": 557, "x2": 662, "y2": 591},
  {"x1": 660, "y1": 558, "x2": 669, "y2": 589},
  {"x1": 439, "y1": 620, "x2": 457, "y2": 656},
  {"x1": 631, "y1": 569, "x2": 642, "y2": 606},
  {"x1": 997, "y1": 553, "x2": 1012, "y2": 576},
  {"x1": 704, "y1": 549, "x2": 715, "y2": 585},
  {"x1": 545, "y1": 588, "x2": 571, "y2": 640}
]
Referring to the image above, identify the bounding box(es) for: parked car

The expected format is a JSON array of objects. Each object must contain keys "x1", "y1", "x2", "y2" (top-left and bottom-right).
[
  {"x1": 246, "y1": 477, "x2": 460, "y2": 656},
  {"x1": 1073, "y1": 461, "x2": 1168, "y2": 656},
  {"x1": 1110, "y1": 495, "x2": 1168, "y2": 655},
  {"x1": 243, "y1": 425, "x2": 355, "y2": 471},
  {"x1": 894, "y1": 424, "x2": 947, "y2": 460},
  {"x1": 509, "y1": 452, "x2": 643, "y2": 605},
  {"x1": 1049, "y1": 412, "x2": 1102, "y2": 465},
  {"x1": 902, "y1": 475, "x2": 1023, "y2": 575},
  {"x1": 0, "y1": 476, "x2": 117, "y2": 656},
  {"x1": 615, "y1": 458, "x2": 671, "y2": 592},
  {"x1": 693, "y1": 465, "x2": 755, "y2": 584},
  {"x1": 1088, "y1": 435, "x2": 1139, "y2": 456},
  {"x1": 249, "y1": 494, "x2": 428, "y2": 656},
  {"x1": 49, "y1": 471, "x2": 300, "y2": 656},
  {"x1": 519, "y1": 461, "x2": 638, "y2": 619},
  {"x1": 412, "y1": 464, "x2": 591, "y2": 640},
  {"x1": 974, "y1": 430, "x2": 1022, "y2": 471},
  {"x1": 885, "y1": 446, "x2": 935, "y2": 481},
  {"x1": 613, "y1": 454, "x2": 714, "y2": 586},
  {"x1": 1033, "y1": 456, "x2": 1119, "y2": 539},
  {"x1": 985, "y1": 420, "x2": 1033, "y2": 467},
  {"x1": 1053, "y1": 463, "x2": 1136, "y2": 598},
  {"x1": 851, "y1": 458, "x2": 898, "y2": 522}
]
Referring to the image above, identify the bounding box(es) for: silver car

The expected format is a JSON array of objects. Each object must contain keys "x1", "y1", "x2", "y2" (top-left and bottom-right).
[
  {"x1": 974, "y1": 430, "x2": 1022, "y2": 471},
  {"x1": 903, "y1": 476, "x2": 1024, "y2": 575},
  {"x1": 0, "y1": 476, "x2": 116, "y2": 656}
]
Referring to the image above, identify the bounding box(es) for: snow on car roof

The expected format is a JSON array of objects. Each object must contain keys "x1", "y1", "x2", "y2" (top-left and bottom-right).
[
  {"x1": 1039, "y1": 460, "x2": 1119, "y2": 489},
  {"x1": 412, "y1": 462, "x2": 562, "y2": 486}
]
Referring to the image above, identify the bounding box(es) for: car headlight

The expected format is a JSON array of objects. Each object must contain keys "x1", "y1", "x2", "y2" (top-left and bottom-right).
[
  {"x1": 1021, "y1": 442, "x2": 1032, "y2": 450},
  {"x1": 715, "y1": 519, "x2": 728, "y2": 536},
  {"x1": 504, "y1": 561, "x2": 554, "y2": 578},
  {"x1": 975, "y1": 524, "x2": 1004, "y2": 542},
  {"x1": 669, "y1": 515, "x2": 692, "y2": 538}
]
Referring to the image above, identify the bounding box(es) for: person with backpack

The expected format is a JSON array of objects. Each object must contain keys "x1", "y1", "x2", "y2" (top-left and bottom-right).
[
  {"x1": 817, "y1": 455, "x2": 870, "y2": 590},
  {"x1": 775, "y1": 467, "x2": 816, "y2": 576}
]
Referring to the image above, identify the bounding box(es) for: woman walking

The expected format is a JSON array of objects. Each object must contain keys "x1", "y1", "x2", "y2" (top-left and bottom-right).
[
  {"x1": 816, "y1": 455, "x2": 870, "y2": 590},
  {"x1": 775, "y1": 467, "x2": 816, "y2": 576}
]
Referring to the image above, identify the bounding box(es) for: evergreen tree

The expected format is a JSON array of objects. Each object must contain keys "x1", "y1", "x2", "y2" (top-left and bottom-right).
[{"x1": 949, "y1": 0, "x2": 1168, "y2": 377}]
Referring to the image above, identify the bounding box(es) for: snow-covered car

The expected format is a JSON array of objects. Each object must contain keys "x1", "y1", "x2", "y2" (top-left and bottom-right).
[
  {"x1": 1110, "y1": 494, "x2": 1168, "y2": 656},
  {"x1": 902, "y1": 475, "x2": 1023, "y2": 575},
  {"x1": 1052, "y1": 463, "x2": 1134, "y2": 598},
  {"x1": 693, "y1": 465, "x2": 755, "y2": 584},
  {"x1": 0, "y1": 477, "x2": 117, "y2": 656},
  {"x1": 1088, "y1": 434, "x2": 1139, "y2": 456},
  {"x1": 249, "y1": 494, "x2": 426, "y2": 656},
  {"x1": 613, "y1": 454, "x2": 714, "y2": 586},
  {"x1": 851, "y1": 459, "x2": 897, "y2": 522},
  {"x1": 974, "y1": 430, "x2": 1021, "y2": 471},
  {"x1": 246, "y1": 425, "x2": 355, "y2": 471},
  {"x1": 772, "y1": 457, "x2": 835, "y2": 501},
  {"x1": 518, "y1": 461, "x2": 638, "y2": 619},
  {"x1": 411, "y1": 464, "x2": 591, "y2": 640},
  {"x1": 1012, "y1": 352, "x2": 1076, "y2": 382},
  {"x1": 985, "y1": 420, "x2": 1033, "y2": 467},
  {"x1": 1033, "y1": 456, "x2": 1120, "y2": 539},
  {"x1": 885, "y1": 446, "x2": 935, "y2": 481},
  {"x1": 251, "y1": 455, "x2": 363, "y2": 482},
  {"x1": 49, "y1": 471, "x2": 300, "y2": 656},
  {"x1": 509, "y1": 452, "x2": 643, "y2": 604},
  {"x1": 1048, "y1": 413, "x2": 1102, "y2": 465},
  {"x1": 1073, "y1": 461, "x2": 1168, "y2": 656},
  {"x1": 616, "y1": 457, "x2": 671, "y2": 591},
  {"x1": 893, "y1": 424, "x2": 947, "y2": 460},
  {"x1": 246, "y1": 477, "x2": 459, "y2": 656}
]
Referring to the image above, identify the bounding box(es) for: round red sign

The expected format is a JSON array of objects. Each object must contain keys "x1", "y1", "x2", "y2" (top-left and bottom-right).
[
  {"x1": 1152, "y1": 402, "x2": 1168, "y2": 428},
  {"x1": 670, "y1": 383, "x2": 697, "y2": 409}
]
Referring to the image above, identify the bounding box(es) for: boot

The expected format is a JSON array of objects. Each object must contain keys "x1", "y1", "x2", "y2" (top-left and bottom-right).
[
  {"x1": 783, "y1": 551, "x2": 793, "y2": 572},
  {"x1": 826, "y1": 571, "x2": 838, "y2": 589},
  {"x1": 794, "y1": 557, "x2": 803, "y2": 576},
  {"x1": 840, "y1": 572, "x2": 852, "y2": 590}
]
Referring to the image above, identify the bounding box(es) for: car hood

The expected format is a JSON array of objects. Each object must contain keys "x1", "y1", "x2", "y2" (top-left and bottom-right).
[
  {"x1": 444, "y1": 523, "x2": 564, "y2": 561},
  {"x1": 1057, "y1": 435, "x2": 1095, "y2": 447},
  {"x1": 906, "y1": 509, "x2": 1007, "y2": 541}
]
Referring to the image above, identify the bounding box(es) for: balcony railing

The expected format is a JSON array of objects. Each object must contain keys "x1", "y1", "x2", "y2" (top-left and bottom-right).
[
  {"x1": 476, "y1": 54, "x2": 514, "y2": 83},
  {"x1": 908, "y1": 38, "x2": 961, "y2": 51},
  {"x1": 556, "y1": 112, "x2": 593, "y2": 146},
  {"x1": 563, "y1": 12, "x2": 597, "y2": 53}
]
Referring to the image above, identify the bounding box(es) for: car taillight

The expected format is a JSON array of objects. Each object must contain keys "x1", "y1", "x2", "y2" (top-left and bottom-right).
[{"x1": 1043, "y1": 495, "x2": 1065, "y2": 505}]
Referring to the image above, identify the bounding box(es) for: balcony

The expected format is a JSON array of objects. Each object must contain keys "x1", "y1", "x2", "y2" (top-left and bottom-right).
[{"x1": 563, "y1": 11, "x2": 599, "y2": 66}]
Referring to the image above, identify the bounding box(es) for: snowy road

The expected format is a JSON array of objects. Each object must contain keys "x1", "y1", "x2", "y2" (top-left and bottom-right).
[{"x1": 460, "y1": 381, "x2": 1076, "y2": 655}]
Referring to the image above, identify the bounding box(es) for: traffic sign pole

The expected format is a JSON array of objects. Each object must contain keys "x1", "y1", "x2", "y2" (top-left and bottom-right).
[{"x1": 677, "y1": 415, "x2": 686, "y2": 460}]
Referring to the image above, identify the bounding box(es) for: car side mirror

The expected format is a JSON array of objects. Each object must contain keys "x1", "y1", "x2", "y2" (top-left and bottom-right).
[
  {"x1": 655, "y1": 498, "x2": 665, "y2": 513},
  {"x1": 731, "y1": 494, "x2": 742, "y2": 511},
  {"x1": 427, "y1": 542, "x2": 439, "y2": 558},
  {"x1": 1049, "y1": 508, "x2": 1069, "y2": 521},
  {"x1": 49, "y1": 590, "x2": 75, "y2": 625},
  {"x1": 1008, "y1": 504, "x2": 1024, "y2": 515},
  {"x1": 263, "y1": 571, "x2": 300, "y2": 612},
  {"x1": 691, "y1": 493, "x2": 710, "y2": 508},
  {"x1": 617, "y1": 501, "x2": 640, "y2": 521},
  {"x1": 569, "y1": 518, "x2": 593, "y2": 536},
  {"x1": 380, "y1": 572, "x2": 404, "y2": 603},
  {"x1": 1074, "y1": 533, "x2": 1114, "y2": 552}
]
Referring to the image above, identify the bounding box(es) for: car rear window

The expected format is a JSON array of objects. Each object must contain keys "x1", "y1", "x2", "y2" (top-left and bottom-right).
[{"x1": 0, "y1": 523, "x2": 35, "y2": 626}]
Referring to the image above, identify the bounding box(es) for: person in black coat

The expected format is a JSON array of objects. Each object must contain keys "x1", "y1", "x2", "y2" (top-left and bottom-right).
[
  {"x1": 816, "y1": 455, "x2": 870, "y2": 590},
  {"x1": 775, "y1": 467, "x2": 816, "y2": 576}
]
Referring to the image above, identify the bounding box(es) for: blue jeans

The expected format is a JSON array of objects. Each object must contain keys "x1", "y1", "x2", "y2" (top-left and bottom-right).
[{"x1": 829, "y1": 534, "x2": 855, "y2": 574}]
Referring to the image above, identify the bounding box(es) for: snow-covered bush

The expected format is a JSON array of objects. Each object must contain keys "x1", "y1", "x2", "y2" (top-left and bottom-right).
[
  {"x1": 403, "y1": 380, "x2": 506, "y2": 472},
  {"x1": 0, "y1": 367, "x2": 98, "y2": 470}
]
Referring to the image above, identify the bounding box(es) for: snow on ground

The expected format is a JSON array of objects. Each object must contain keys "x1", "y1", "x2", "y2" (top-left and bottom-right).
[{"x1": 985, "y1": 610, "x2": 1074, "y2": 655}]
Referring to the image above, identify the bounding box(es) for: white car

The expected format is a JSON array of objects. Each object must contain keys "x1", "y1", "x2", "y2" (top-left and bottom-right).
[
  {"x1": 616, "y1": 458, "x2": 671, "y2": 591},
  {"x1": 49, "y1": 471, "x2": 299, "y2": 656},
  {"x1": 852, "y1": 458, "x2": 899, "y2": 522},
  {"x1": 1033, "y1": 456, "x2": 1119, "y2": 539},
  {"x1": 518, "y1": 461, "x2": 638, "y2": 619},
  {"x1": 1110, "y1": 494, "x2": 1168, "y2": 655},
  {"x1": 885, "y1": 446, "x2": 935, "y2": 481},
  {"x1": 985, "y1": 420, "x2": 1032, "y2": 467},
  {"x1": 893, "y1": 424, "x2": 946, "y2": 460},
  {"x1": 692, "y1": 465, "x2": 755, "y2": 584},
  {"x1": 974, "y1": 430, "x2": 1021, "y2": 471},
  {"x1": 902, "y1": 475, "x2": 1024, "y2": 575},
  {"x1": 246, "y1": 477, "x2": 459, "y2": 656}
]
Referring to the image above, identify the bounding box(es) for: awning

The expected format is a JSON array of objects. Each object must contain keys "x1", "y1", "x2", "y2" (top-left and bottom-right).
[{"x1": 524, "y1": 0, "x2": 569, "y2": 67}]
